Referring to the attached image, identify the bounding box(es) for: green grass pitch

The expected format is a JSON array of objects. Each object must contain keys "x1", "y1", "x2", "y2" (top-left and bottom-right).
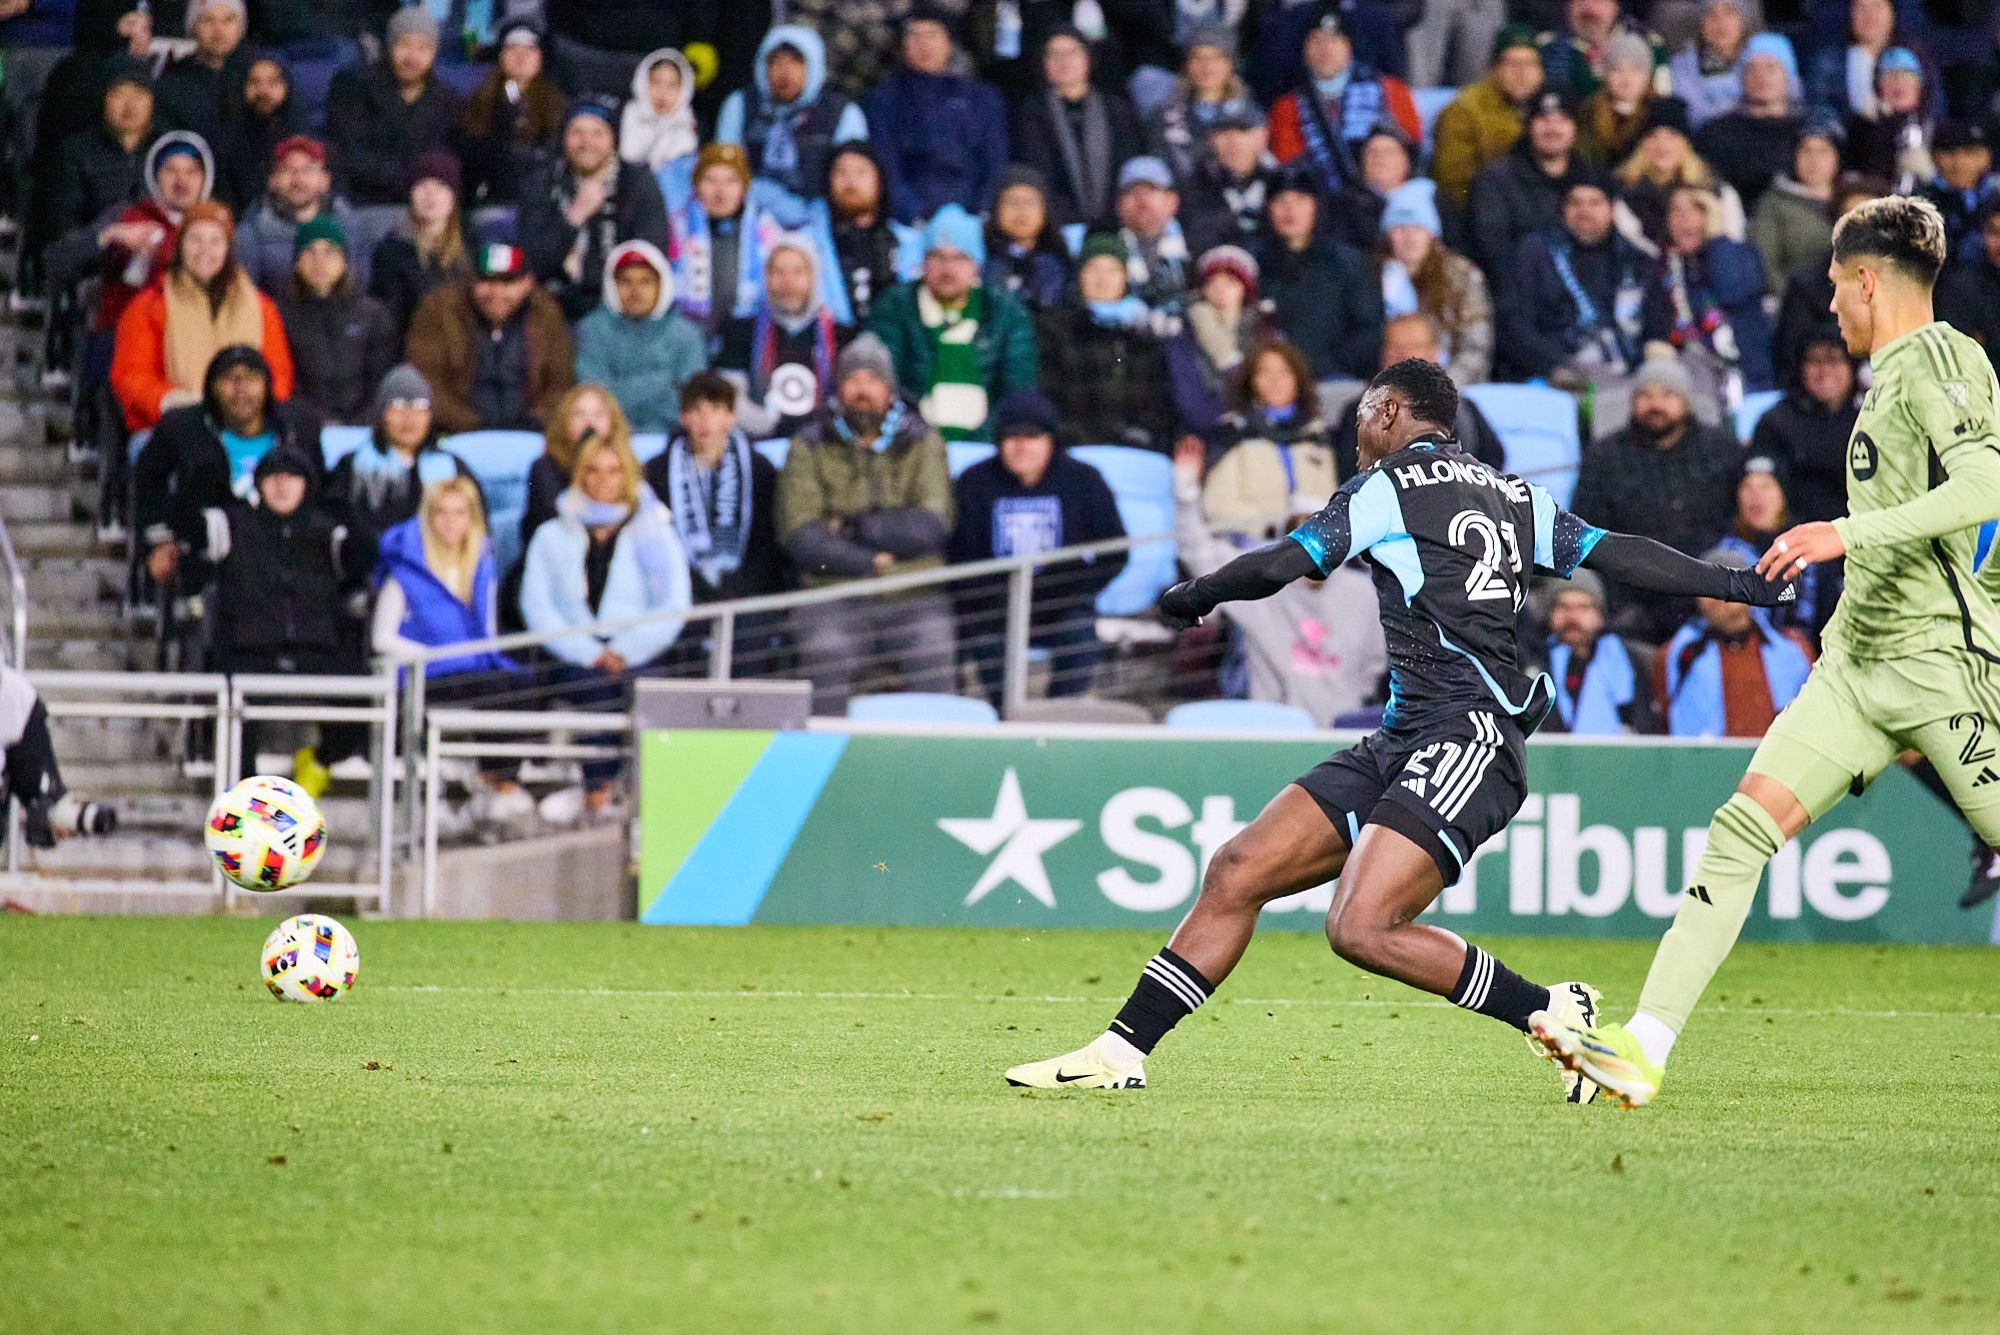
[{"x1": 5, "y1": 917, "x2": 2000, "y2": 1333}]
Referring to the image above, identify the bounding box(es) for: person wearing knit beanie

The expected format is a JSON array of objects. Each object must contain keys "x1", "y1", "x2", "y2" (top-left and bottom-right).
[
  {"x1": 293, "y1": 212, "x2": 347, "y2": 258},
  {"x1": 1196, "y1": 244, "x2": 1259, "y2": 302},
  {"x1": 405, "y1": 149, "x2": 462, "y2": 197},
  {"x1": 694, "y1": 142, "x2": 752, "y2": 193},
  {"x1": 834, "y1": 331, "x2": 898, "y2": 393}
]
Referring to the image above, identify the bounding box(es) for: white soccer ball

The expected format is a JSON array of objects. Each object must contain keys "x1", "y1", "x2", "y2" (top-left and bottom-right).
[
  {"x1": 261, "y1": 914, "x2": 360, "y2": 1003},
  {"x1": 204, "y1": 774, "x2": 327, "y2": 891}
]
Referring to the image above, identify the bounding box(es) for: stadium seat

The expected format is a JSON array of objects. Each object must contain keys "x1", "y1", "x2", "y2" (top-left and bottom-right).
[
  {"x1": 1163, "y1": 699, "x2": 1318, "y2": 733},
  {"x1": 1734, "y1": 389, "x2": 1783, "y2": 444},
  {"x1": 1461, "y1": 382, "x2": 1581, "y2": 506},
  {"x1": 1332, "y1": 706, "x2": 1385, "y2": 730},
  {"x1": 1069, "y1": 444, "x2": 1175, "y2": 617},
  {"x1": 439, "y1": 430, "x2": 548, "y2": 573},
  {"x1": 847, "y1": 692, "x2": 1000, "y2": 724},
  {"x1": 320, "y1": 424, "x2": 371, "y2": 467},
  {"x1": 1007, "y1": 697, "x2": 1153, "y2": 725},
  {"x1": 1413, "y1": 86, "x2": 1458, "y2": 150},
  {"x1": 632, "y1": 433, "x2": 668, "y2": 464},
  {"x1": 947, "y1": 441, "x2": 995, "y2": 476},
  {"x1": 753, "y1": 437, "x2": 788, "y2": 470}
]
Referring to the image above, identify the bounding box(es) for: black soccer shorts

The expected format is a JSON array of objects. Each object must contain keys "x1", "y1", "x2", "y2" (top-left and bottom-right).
[{"x1": 1294, "y1": 708, "x2": 1528, "y2": 884}]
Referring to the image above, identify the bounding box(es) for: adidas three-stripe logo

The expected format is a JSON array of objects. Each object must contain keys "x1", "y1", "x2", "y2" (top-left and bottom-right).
[{"x1": 1404, "y1": 713, "x2": 1503, "y2": 822}]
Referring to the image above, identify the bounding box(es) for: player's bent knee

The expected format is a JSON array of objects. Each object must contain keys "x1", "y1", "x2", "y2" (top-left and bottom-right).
[
  {"x1": 1198, "y1": 837, "x2": 1283, "y2": 911},
  {"x1": 1323, "y1": 903, "x2": 1388, "y2": 970},
  {"x1": 1733, "y1": 771, "x2": 1810, "y2": 840}
]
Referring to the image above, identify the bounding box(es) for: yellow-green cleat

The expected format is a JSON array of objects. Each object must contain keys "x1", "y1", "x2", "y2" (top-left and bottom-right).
[
  {"x1": 1528, "y1": 1016, "x2": 1663, "y2": 1109},
  {"x1": 1004, "y1": 1037, "x2": 1146, "y2": 1090},
  {"x1": 1529, "y1": 981, "x2": 1603, "y2": 1104}
]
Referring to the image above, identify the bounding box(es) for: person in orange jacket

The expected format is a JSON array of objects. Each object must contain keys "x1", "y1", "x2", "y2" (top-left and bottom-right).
[{"x1": 110, "y1": 198, "x2": 292, "y2": 434}]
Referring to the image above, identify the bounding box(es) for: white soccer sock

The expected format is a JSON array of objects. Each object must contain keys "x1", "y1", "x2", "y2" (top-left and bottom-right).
[
  {"x1": 1628, "y1": 1012, "x2": 1678, "y2": 1068},
  {"x1": 1099, "y1": 1031, "x2": 1145, "y2": 1069}
]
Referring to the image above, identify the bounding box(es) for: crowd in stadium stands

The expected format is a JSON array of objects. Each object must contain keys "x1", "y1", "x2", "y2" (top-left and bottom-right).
[{"x1": 10, "y1": 0, "x2": 2000, "y2": 825}]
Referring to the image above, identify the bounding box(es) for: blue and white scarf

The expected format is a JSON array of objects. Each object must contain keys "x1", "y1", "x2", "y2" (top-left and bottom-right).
[
  {"x1": 832, "y1": 399, "x2": 908, "y2": 452},
  {"x1": 1549, "y1": 237, "x2": 1643, "y2": 370},
  {"x1": 1296, "y1": 70, "x2": 1386, "y2": 190},
  {"x1": 667, "y1": 430, "x2": 754, "y2": 585}
]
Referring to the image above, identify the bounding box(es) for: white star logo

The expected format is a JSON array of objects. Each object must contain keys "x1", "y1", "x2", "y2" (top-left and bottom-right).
[{"x1": 937, "y1": 768, "x2": 1082, "y2": 908}]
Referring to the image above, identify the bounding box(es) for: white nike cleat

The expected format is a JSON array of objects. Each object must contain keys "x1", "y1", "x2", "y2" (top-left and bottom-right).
[
  {"x1": 1528, "y1": 980, "x2": 1604, "y2": 1104},
  {"x1": 1004, "y1": 1037, "x2": 1147, "y2": 1089}
]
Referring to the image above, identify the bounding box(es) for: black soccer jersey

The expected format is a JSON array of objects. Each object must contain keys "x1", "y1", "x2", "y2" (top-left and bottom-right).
[{"x1": 1288, "y1": 434, "x2": 1604, "y2": 738}]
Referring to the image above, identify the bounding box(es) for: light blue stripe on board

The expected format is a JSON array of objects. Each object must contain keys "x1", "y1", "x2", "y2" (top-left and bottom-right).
[{"x1": 642, "y1": 732, "x2": 849, "y2": 924}]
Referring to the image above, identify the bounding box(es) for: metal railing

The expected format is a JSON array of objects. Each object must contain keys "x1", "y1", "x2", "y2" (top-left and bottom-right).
[
  {"x1": 383, "y1": 531, "x2": 1169, "y2": 850},
  {"x1": 419, "y1": 708, "x2": 628, "y2": 918},
  {"x1": 1, "y1": 669, "x2": 399, "y2": 910},
  {"x1": 0, "y1": 514, "x2": 26, "y2": 672}
]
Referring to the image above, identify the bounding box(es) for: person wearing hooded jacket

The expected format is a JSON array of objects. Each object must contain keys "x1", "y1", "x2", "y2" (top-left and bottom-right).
[
  {"x1": 325, "y1": 365, "x2": 476, "y2": 545},
  {"x1": 719, "y1": 234, "x2": 853, "y2": 440},
  {"x1": 519, "y1": 97, "x2": 675, "y2": 323},
  {"x1": 949, "y1": 389, "x2": 1128, "y2": 703},
  {"x1": 134, "y1": 343, "x2": 323, "y2": 589},
  {"x1": 715, "y1": 25, "x2": 868, "y2": 205},
  {"x1": 621, "y1": 47, "x2": 702, "y2": 220},
  {"x1": 575, "y1": 240, "x2": 708, "y2": 436},
  {"x1": 44, "y1": 130, "x2": 215, "y2": 343},
  {"x1": 179, "y1": 443, "x2": 376, "y2": 787},
  {"x1": 776, "y1": 332, "x2": 956, "y2": 716}
]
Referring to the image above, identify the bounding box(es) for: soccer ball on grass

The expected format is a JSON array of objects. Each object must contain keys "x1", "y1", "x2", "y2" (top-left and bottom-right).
[
  {"x1": 204, "y1": 774, "x2": 326, "y2": 891},
  {"x1": 262, "y1": 914, "x2": 360, "y2": 1003}
]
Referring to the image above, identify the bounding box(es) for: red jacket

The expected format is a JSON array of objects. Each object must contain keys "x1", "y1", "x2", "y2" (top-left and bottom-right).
[
  {"x1": 110, "y1": 278, "x2": 295, "y2": 433},
  {"x1": 1269, "y1": 76, "x2": 1420, "y2": 174},
  {"x1": 94, "y1": 200, "x2": 178, "y2": 334}
]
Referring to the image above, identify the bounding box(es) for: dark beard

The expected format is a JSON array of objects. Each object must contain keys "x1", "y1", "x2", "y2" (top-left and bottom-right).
[
  {"x1": 840, "y1": 406, "x2": 886, "y2": 437},
  {"x1": 1629, "y1": 414, "x2": 1679, "y2": 445}
]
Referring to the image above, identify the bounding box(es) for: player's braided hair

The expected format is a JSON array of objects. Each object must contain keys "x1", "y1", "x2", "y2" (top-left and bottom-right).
[
  {"x1": 1832, "y1": 194, "x2": 1947, "y2": 286},
  {"x1": 1369, "y1": 357, "x2": 1459, "y2": 433}
]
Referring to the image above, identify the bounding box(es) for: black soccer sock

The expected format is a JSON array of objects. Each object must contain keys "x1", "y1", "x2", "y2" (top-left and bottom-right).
[
  {"x1": 1447, "y1": 944, "x2": 1550, "y2": 1033},
  {"x1": 1108, "y1": 948, "x2": 1215, "y2": 1054}
]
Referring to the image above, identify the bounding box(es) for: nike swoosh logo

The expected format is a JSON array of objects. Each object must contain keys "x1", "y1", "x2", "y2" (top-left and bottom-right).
[{"x1": 1054, "y1": 1070, "x2": 1095, "y2": 1083}]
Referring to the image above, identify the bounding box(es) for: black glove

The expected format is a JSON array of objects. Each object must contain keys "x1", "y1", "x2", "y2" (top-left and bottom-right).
[{"x1": 1157, "y1": 577, "x2": 1212, "y2": 631}]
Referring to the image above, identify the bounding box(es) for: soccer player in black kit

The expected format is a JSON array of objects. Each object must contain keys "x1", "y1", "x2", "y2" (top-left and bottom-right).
[{"x1": 1005, "y1": 359, "x2": 1793, "y2": 1099}]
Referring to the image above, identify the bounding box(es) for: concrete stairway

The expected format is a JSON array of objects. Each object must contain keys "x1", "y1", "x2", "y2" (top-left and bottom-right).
[{"x1": 0, "y1": 236, "x2": 386, "y2": 904}]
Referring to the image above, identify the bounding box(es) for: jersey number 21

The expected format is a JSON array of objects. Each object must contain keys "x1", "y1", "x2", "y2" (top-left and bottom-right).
[{"x1": 1450, "y1": 509, "x2": 1524, "y2": 606}]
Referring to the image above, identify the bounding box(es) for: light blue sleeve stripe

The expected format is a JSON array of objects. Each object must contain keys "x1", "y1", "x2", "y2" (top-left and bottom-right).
[
  {"x1": 1349, "y1": 470, "x2": 1405, "y2": 552},
  {"x1": 1531, "y1": 482, "x2": 1557, "y2": 569}
]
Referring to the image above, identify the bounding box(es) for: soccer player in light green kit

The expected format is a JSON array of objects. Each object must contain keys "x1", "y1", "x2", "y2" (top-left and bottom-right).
[{"x1": 1531, "y1": 195, "x2": 2000, "y2": 1108}]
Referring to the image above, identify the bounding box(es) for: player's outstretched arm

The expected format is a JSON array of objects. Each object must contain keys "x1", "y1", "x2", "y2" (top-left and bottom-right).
[
  {"x1": 1157, "y1": 471, "x2": 1398, "y2": 629},
  {"x1": 1583, "y1": 532, "x2": 1795, "y2": 607},
  {"x1": 1157, "y1": 539, "x2": 1320, "y2": 629}
]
